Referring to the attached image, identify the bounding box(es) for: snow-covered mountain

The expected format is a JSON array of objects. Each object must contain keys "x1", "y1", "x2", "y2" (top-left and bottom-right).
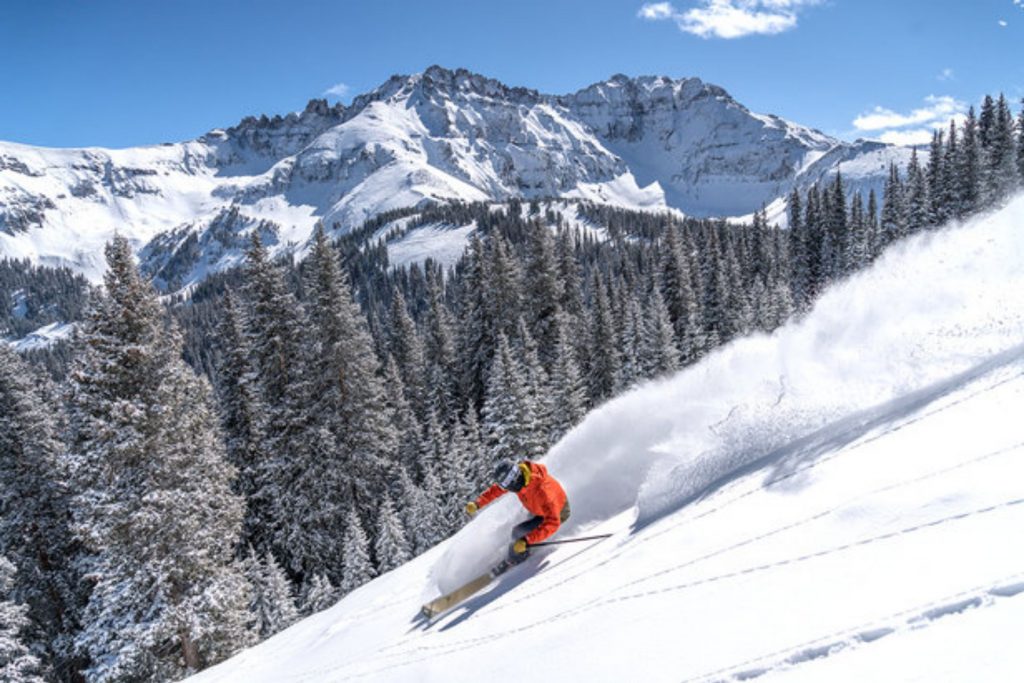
[
  {"x1": 186, "y1": 195, "x2": 1024, "y2": 682},
  {"x1": 0, "y1": 66, "x2": 911, "y2": 287}
]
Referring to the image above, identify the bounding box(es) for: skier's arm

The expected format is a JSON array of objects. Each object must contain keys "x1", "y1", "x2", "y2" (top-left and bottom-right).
[{"x1": 475, "y1": 484, "x2": 507, "y2": 509}]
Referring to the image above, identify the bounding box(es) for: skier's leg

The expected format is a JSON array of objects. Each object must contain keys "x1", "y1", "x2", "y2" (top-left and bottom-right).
[
  {"x1": 511, "y1": 515, "x2": 544, "y2": 540},
  {"x1": 508, "y1": 516, "x2": 543, "y2": 564}
]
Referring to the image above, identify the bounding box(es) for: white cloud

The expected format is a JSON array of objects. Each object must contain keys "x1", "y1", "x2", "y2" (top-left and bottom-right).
[
  {"x1": 877, "y1": 129, "x2": 937, "y2": 146},
  {"x1": 323, "y1": 82, "x2": 351, "y2": 100},
  {"x1": 638, "y1": 2, "x2": 675, "y2": 19},
  {"x1": 853, "y1": 95, "x2": 966, "y2": 132},
  {"x1": 638, "y1": 0, "x2": 821, "y2": 39},
  {"x1": 938, "y1": 67, "x2": 954, "y2": 81},
  {"x1": 852, "y1": 95, "x2": 967, "y2": 147},
  {"x1": 998, "y1": 19, "x2": 1008, "y2": 26}
]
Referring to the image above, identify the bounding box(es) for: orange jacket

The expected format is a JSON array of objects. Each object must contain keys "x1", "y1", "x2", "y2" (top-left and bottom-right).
[{"x1": 475, "y1": 461, "x2": 568, "y2": 544}]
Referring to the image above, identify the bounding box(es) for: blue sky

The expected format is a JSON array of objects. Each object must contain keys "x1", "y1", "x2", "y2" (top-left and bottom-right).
[{"x1": 1, "y1": 0, "x2": 1021, "y2": 149}]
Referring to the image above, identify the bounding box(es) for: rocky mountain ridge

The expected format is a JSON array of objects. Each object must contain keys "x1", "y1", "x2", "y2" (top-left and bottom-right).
[{"x1": 0, "y1": 65, "x2": 911, "y2": 287}]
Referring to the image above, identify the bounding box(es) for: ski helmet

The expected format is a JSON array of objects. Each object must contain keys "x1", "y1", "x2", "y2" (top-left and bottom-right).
[{"x1": 494, "y1": 460, "x2": 526, "y2": 491}]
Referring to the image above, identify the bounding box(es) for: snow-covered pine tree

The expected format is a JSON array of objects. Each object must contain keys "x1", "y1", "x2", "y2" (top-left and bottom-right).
[
  {"x1": 299, "y1": 574, "x2": 338, "y2": 616},
  {"x1": 787, "y1": 188, "x2": 813, "y2": 310},
  {"x1": 940, "y1": 120, "x2": 959, "y2": 220},
  {"x1": 957, "y1": 107, "x2": 981, "y2": 217},
  {"x1": 456, "y1": 234, "x2": 494, "y2": 410},
  {"x1": 382, "y1": 355, "x2": 423, "y2": 481},
  {"x1": 524, "y1": 217, "x2": 563, "y2": 370},
  {"x1": 613, "y1": 289, "x2": 644, "y2": 392},
  {"x1": 722, "y1": 233, "x2": 754, "y2": 341},
  {"x1": 373, "y1": 497, "x2": 412, "y2": 574},
  {"x1": 515, "y1": 317, "x2": 554, "y2": 450},
  {"x1": 1017, "y1": 100, "x2": 1024, "y2": 185},
  {"x1": 982, "y1": 94, "x2": 1017, "y2": 203},
  {"x1": 397, "y1": 468, "x2": 445, "y2": 556},
  {"x1": 0, "y1": 557, "x2": 46, "y2": 683},
  {"x1": 245, "y1": 551, "x2": 299, "y2": 639},
  {"x1": 865, "y1": 190, "x2": 880, "y2": 260},
  {"x1": 287, "y1": 226, "x2": 397, "y2": 579},
  {"x1": 979, "y1": 95, "x2": 996, "y2": 150},
  {"x1": 880, "y1": 163, "x2": 906, "y2": 247},
  {"x1": 482, "y1": 332, "x2": 542, "y2": 468},
  {"x1": 660, "y1": 225, "x2": 701, "y2": 364},
  {"x1": 422, "y1": 274, "x2": 458, "y2": 418},
  {"x1": 642, "y1": 274, "x2": 680, "y2": 378},
  {"x1": 240, "y1": 232, "x2": 313, "y2": 566},
  {"x1": 339, "y1": 511, "x2": 376, "y2": 595},
  {"x1": 555, "y1": 228, "x2": 590, "y2": 371},
  {"x1": 905, "y1": 149, "x2": 930, "y2": 234},
  {"x1": 0, "y1": 346, "x2": 81, "y2": 679},
  {"x1": 214, "y1": 291, "x2": 270, "y2": 553},
  {"x1": 586, "y1": 271, "x2": 619, "y2": 403},
  {"x1": 486, "y1": 234, "x2": 524, "y2": 344},
  {"x1": 801, "y1": 184, "x2": 825, "y2": 298},
  {"x1": 388, "y1": 288, "x2": 428, "y2": 419},
  {"x1": 926, "y1": 129, "x2": 949, "y2": 226},
  {"x1": 67, "y1": 236, "x2": 253, "y2": 680}
]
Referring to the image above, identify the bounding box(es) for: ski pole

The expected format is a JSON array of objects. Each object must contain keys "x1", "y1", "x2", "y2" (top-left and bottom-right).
[{"x1": 530, "y1": 533, "x2": 612, "y2": 547}]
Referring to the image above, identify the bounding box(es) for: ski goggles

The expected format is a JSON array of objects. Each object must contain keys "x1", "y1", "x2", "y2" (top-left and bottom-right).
[{"x1": 500, "y1": 464, "x2": 524, "y2": 490}]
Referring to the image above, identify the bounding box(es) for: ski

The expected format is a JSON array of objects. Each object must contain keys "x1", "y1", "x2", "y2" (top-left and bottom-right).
[{"x1": 420, "y1": 560, "x2": 512, "y2": 619}]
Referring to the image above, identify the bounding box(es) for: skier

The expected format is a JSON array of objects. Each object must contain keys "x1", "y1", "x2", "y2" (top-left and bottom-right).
[{"x1": 465, "y1": 460, "x2": 570, "y2": 564}]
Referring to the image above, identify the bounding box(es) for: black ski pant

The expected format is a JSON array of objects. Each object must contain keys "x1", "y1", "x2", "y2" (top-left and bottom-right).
[{"x1": 508, "y1": 501, "x2": 571, "y2": 561}]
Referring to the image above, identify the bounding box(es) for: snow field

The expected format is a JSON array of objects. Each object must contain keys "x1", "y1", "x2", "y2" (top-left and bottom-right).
[{"x1": 188, "y1": 195, "x2": 1024, "y2": 682}]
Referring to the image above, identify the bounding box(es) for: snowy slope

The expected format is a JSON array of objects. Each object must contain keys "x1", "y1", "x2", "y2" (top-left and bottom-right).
[
  {"x1": 186, "y1": 197, "x2": 1024, "y2": 683},
  {"x1": 1, "y1": 67, "x2": 909, "y2": 287}
]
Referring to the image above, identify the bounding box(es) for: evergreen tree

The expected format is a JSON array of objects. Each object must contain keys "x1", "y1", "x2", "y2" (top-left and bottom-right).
[
  {"x1": 456, "y1": 235, "x2": 494, "y2": 410},
  {"x1": 422, "y1": 275, "x2": 457, "y2": 418},
  {"x1": 0, "y1": 346, "x2": 81, "y2": 679},
  {"x1": 802, "y1": 184, "x2": 825, "y2": 299},
  {"x1": 299, "y1": 575, "x2": 338, "y2": 616},
  {"x1": 983, "y1": 94, "x2": 1017, "y2": 202},
  {"x1": 787, "y1": 188, "x2": 812, "y2": 310},
  {"x1": 298, "y1": 226, "x2": 397, "y2": 569},
  {"x1": 482, "y1": 332, "x2": 542, "y2": 467},
  {"x1": 905, "y1": 149, "x2": 930, "y2": 233},
  {"x1": 586, "y1": 272, "x2": 619, "y2": 403},
  {"x1": 486, "y1": 234, "x2": 523, "y2": 342},
  {"x1": 245, "y1": 551, "x2": 298, "y2": 639},
  {"x1": 880, "y1": 163, "x2": 906, "y2": 247},
  {"x1": 397, "y1": 468, "x2": 445, "y2": 556},
  {"x1": 515, "y1": 317, "x2": 554, "y2": 447},
  {"x1": 555, "y1": 229, "x2": 590, "y2": 370},
  {"x1": 642, "y1": 275, "x2": 680, "y2": 378},
  {"x1": 958, "y1": 107, "x2": 982, "y2": 216},
  {"x1": 240, "y1": 233, "x2": 312, "y2": 561},
  {"x1": 866, "y1": 189, "x2": 880, "y2": 260},
  {"x1": 926, "y1": 129, "x2": 949, "y2": 226},
  {"x1": 660, "y1": 226, "x2": 701, "y2": 363},
  {"x1": 979, "y1": 95, "x2": 996, "y2": 150},
  {"x1": 373, "y1": 498, "x2": 412, "y2": 574},
  {"x1": 523, "y1": 218, "x2": 564, "y2": 370},
  {"x1": 214, "y1": 292, "x2": 269, "y2": 553},
  {"x1": 1017, "y1": 100, "x2": 1024, "y2": 185},
  {"x1": 0, "y1": 557, "x2": 46, "y2": 683},
  {"x1": 388, "y1": 288, "x2": 427, "y2": 418},
  {"x1": 339, "y1": 511, "x2": 376, "y2": 595},
  {"x1": 381, "y1": 356, "x2": 422, "y2": 480},
  {"x1": 68, "y1": 237, "x2": 252, "y2": 681}
]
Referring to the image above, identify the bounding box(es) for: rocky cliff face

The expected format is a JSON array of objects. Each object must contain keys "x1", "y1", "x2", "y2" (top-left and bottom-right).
[{"x1": 0, "y1": 66, "x2": 910, "y2": 288}]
